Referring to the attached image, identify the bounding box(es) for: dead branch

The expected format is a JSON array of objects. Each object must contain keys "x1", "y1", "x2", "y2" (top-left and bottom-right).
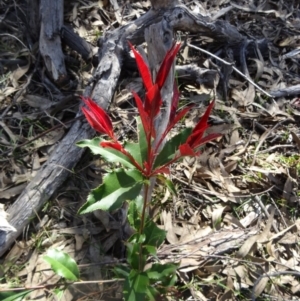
[{"x1": 39, "y1": 0, "x2": 69, "y2": 86}]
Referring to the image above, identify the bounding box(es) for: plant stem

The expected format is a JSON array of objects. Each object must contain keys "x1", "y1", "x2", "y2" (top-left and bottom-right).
[{"x1": 138, "y1": 182, "x2": 150, "y2": 271}]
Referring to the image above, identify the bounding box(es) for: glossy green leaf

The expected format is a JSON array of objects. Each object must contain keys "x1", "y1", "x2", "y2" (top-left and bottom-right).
[
  {"x1": 124, "y1": 141, "x2": 142, "y2": 166},
  {"x1": 43, "y1": 249, "x2": 79, "y2": 281},
  {"x1": 126, "y1": 241, "x2": 144, "y2": 270},
  {"x1": 77, "y1": 138, "x2": 135, "y2": 168},
  {"x1": 146, "y1": 263, "x2": 178, "y2": 284},
  {"x1": 154, "y1": 128, "x2": 192, "y2": 168},
  {"x1": 143, "y1": 245, "x2": 157, "y2": 256},
  {"x1": 128, "y1": 200, "x2": 142, "y2": 230},
  {"x1": 143, "y1": 218, "x2": 166, "y2": 247},
  {"x1": 0, "y1": 290, "x2": 33, "y2": 301},
  {"x1": 53, "y1": 288, "x2": 64, "y2": 299},
  {"x1": 78, "y1": 169, "x2": 144, "y2": 213},
  {"x1": 123, "y1": 270, "x2": 150, "y2": 301},
  {"x1": 114, "y1": 265, "x2": 130, "y2": 278}
]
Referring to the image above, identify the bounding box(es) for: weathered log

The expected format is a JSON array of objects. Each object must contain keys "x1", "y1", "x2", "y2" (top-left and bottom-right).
[
  {"x1": 26, "y1": 0, "x2": 39, "y2": 42},
  {"x1": 270, "y1": 84, "x2": 300, "y2": 98},
  {"x1": 39, "y1": 0, "x2": 69, "y2": 86},
  {"x1": 61, "y1": 25, "x2": 94, "y2": 62},
  {"x1": 0, "y1": 5, "x2": 250, "y2": 256}
]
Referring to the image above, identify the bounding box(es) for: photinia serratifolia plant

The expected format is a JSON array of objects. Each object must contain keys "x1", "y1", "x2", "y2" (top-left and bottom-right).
[{"x1": 77, "y1": 42, "x2": 221, "y2": 301}]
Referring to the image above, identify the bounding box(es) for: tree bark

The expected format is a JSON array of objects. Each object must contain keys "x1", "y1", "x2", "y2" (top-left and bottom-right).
[{"x1": 39, "y1": 0, "x2": 69, "y2": 86}]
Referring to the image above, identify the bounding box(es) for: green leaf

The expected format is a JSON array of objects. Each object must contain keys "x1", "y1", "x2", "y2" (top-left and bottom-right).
[
  {"x1": 157, "y1": 175, "x2": 177, "y2": 196},
  {"x1": 143, "y1": 245, "x2": 157, "y2": 256},
  {"x1": 128, "y1": 200, "x2": 141, "y2": 230},
  {"x1": 53, "y1": 288, "x2": 64, "y2": 300},
  {"x1": 123, "y1": 270, "x2": 150, "y2": 301},
  {"x1": 146, "y1": 263, "x2": 178, "y2": 285},
  {"x1": 78, "y1": 169, "x2": 144, "y2": 213},
  {"x1": 124, "y1": 141, "x2": 143, "y2": 166},
  {"x1": 0, "y1": 290, "x2": 33, "y2": 301},
  {"x1": 114, "y1": 265, "x2": 130, "y2": 278},
  {"x1": 143, "y1": 219, "x2": 166, "y2": 247},
  {"x1": 134, "y1": 195, "x2": 144, "y2": 214},
  {"x1": 145, "y1": 286, "x2": 159, "y2": 301},
  {"x1": 154, "y1": 128, "x2": 192, "y2": 168},
  {"x1": 43, "y1": 249, "x2": 79, "y2": 281},
  {"x1": 77, "y1": 138, "x2": 135, "y2": 168},
  {"x1": 137, "y1": 117, "x2": 148, "y2": 164},
  {"x1": 126, "y1": 239, "x2": 146, "y2": 270}
]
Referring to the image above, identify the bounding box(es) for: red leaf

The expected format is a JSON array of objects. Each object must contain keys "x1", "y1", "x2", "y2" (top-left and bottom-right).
[
  {"x1": 81, "y1": 97, "x2": 115, "y2": 139},
  {"x1": 179, "y1": 143, "x2": 196, "y2": 156},
  {"x1": 193, "y1": 100, "x2": 215, "y2": 134},
  {"x1": 155, "y1": 43, "x2": 181, "y2": 89},
  {"x1": 132, "y1": 91, "x2": 151, "y2": 134},
  {"x1": 192, "y1": 133, "x2": 222, "y2": 148},
  {"x1": 129, "y1": 42, "x2": 153, "y2": 92},
  {"x1": 152, "y1": 166, "x2": 170, "y2": 175},
  {"x1": 187, "y1": 127, "x2": 208, "y2": 148},
  {"x1": 82, "y1": 107, "x2": 107, "y2": 134},
  {"x1": 100, "y1": 141, "x2": 123, "y2": 151},
  {"x1": 144, "y1": 84, "x2": 162, "y2": 119}
]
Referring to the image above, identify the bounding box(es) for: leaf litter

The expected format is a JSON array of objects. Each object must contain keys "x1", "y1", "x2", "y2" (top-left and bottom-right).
[{"x1": 0, "y1": 0, "x2": 300, "y2": 300}]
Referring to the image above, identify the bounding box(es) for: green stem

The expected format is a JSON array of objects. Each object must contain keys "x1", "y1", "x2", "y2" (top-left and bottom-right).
[{"x1": 138, "y1": 182, "x2": 150, "y2": 272}]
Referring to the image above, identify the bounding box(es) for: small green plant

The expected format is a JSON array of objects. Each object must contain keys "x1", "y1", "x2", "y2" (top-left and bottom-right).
[{"x1": 76, "y1": 42, "x2": 221, "y2": 300}]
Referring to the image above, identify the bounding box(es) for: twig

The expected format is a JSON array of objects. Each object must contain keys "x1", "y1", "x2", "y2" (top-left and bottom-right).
[
  {"x1": 187, "y1": 43, "x2": 272, "y2": 98},
  {"x1": 0, "y1": 115, "x2": 84, "y2": 158},
  {"x1": 253, "y1": 195, "x2": 279, "y2": 233},
  {"x1": 251, "y1": 271, "x2": 300, "y2": 301},
  {"x1": 257, "y1": 144, "x2": 295, "y2": 154},
  {"x1": 0, "y1": 279, "x2": 124, "y2": 292}
]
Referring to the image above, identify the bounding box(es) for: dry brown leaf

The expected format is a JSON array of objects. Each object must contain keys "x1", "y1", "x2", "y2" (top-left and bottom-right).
[
  {"x1": 93, "y1": 209, "x2": 111, "y2": 232},
  {"x1": 211, "y1": 205, "x2": 226, "y2": 230},
  {"x1": 162, "y1": 210, "x2": 178, "y2": 244},
  {"x1": 9, "y1": 60, "x2": 30, "y2": 88},
  {"x1": 0, "y1": 183, "x2": 27, "y2": 199},
  {"x1": 253, "y1": 275, "x2": 270, "y2": 298}
]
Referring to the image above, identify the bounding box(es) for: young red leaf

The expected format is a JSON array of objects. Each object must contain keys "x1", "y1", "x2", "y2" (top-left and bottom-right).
[
  {"x1": 81, "y1": 97, "x2": 115, "y2": 140},
  {"x1": 100, "y1": 141, "x2": 123, "y2": 151},
  {"x1": 144, "y1": 84, "x2": 162, "y2": 120},
  {"x1": 193, "y1": 100, "x2": 215, "y2": 134},
  {"x1": 129, "y1": 42, "x2": 153, "y2": 92},
  {"x1": 179, "y1": 143, "x2": 197, "y2": 156},
  {"x1": 82, "y1": 107, "x2": 107, "y2": 134},
  {"x1": 191, "y1": 132, "x2": 222, "y2": 149},
  {"x1": 155, "y1": 43, "x2": 181, "y2": 89},
  {"x1": 132, "y1": 91, "x2": 151, "y2": 134}
]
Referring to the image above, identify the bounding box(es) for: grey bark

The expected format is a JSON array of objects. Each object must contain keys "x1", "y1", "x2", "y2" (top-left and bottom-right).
[{"x1": 39, "y1": 0, "x2": 69, "y2": 86}]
